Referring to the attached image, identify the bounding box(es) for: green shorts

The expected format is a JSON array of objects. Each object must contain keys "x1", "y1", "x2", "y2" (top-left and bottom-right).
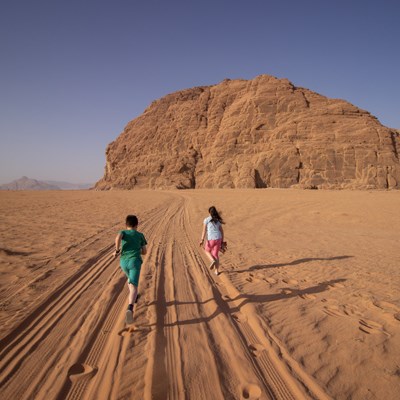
[{"x1": 120, "y1": 257, "x2": 142, "y2": 286}]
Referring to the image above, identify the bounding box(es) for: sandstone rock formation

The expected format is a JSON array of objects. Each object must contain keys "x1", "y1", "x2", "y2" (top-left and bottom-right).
[
  {"x1": 96, "y1": 75, "x2": 400, "y2": 190},
  {"x1": 0, "y1": 176, "x2": 61, "y2": 191}
]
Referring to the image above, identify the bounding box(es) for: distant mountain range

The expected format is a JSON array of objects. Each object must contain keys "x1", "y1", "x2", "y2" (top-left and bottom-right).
[
  {"x1": 0, "y1": 176, "x2": 93, "y2": 191},
  {"x1": 43, "y1": 180, "x2": 93, "y2": 190}
]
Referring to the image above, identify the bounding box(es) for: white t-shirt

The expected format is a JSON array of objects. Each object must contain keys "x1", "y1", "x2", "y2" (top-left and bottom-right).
[{"x1": 204, "y1": 216, "x2": 222, "y2": 240}]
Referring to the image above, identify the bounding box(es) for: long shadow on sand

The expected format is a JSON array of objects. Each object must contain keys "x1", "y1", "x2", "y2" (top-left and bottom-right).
[
  {"x1": 145, "y1": 278, "x2": 347, "y2": 328},
  {"x1": 235, "y1": 255, "x2": 353, "y2": 273},
  {"x1": 0, "y1": 247, "x2": 33, "y2": 257}
]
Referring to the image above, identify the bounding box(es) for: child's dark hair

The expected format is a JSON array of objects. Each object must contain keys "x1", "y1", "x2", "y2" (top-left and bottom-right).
[
  {"x1": 126, "y1": 215, "x2": 138, "y2": 227},
  {"x1": 209, "y1": 206, "x2": 224, "y2": 224}
]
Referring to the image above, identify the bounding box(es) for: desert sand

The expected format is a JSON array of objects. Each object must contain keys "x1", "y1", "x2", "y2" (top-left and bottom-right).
[{"x1": 0, "y1": 189, "x2": 399, "y2": 400}]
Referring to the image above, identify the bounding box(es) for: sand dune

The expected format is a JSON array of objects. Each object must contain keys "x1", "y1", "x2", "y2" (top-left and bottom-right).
[{"x1": 0, "y1": 189, "x2": 399, "y2": 399}]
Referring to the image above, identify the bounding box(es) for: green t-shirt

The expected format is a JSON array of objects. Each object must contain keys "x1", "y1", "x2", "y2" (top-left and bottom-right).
[{"x1": 119, "y1": 230, "x2": 147, "y2": 260}]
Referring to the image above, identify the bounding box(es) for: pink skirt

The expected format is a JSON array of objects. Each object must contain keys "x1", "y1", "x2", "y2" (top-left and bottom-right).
[{"x1": 205, "y1": 239, "x2": 222, "y2": 259}]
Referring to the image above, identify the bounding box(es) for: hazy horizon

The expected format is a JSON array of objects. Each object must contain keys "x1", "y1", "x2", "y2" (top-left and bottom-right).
[
  {"x1": 0, "y1": 175, "x2": 97, "y2": 186},
  {"x1": 0, "y1": 176, "x2": 94, "y2": 187},
  {"x1": 1, "y1": 0, "x2": 399, "y2": 185}
]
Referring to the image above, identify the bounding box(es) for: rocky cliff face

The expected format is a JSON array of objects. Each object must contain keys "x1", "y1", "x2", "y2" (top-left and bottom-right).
[{"x1": 96, "y1": 75, "x2": 400, "y2": 190}]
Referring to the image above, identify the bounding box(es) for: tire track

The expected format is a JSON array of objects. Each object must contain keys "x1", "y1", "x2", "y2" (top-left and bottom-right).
[
  {"x1": 177, "y1": 195, "x2": 327, "y2": 400},
  {"x1": 175, "y1": 243, "x2": 243, "y2": 399},
  {"x1": 84, "y1": 193, "x2": 327, "y2": 400},
  {"x1": 163, "y1": 241, "x2": 185, "y2": 400},
  {"x1": 56, "y1": 202, "x2": 174, "y2": 400},
  {"x1": 176, "y1": 205, "x2": 272, "y2": 399},
  {"x1": 0, "y1": 203, "x2": 169, "y2": 400},
  {"x1": 146, "y1": 202, "x2": 271, "y2": 399},
  {"x1": 0, "y1": 205, "x2": 162, "y2": 305},
  {"x1": 143, "y1": 199, "x2": 186, "y2": 400},
  {"x1": 1, "y1": 193, "x2": 331, "y2": 400},
  {"x1": 61, "y1": 277, "x2": 128, "y2": 400},
  {"x1": 0, "y1": 249, "x2": 116, "y2": 399},
  {"x1": 0, "y1": 247, "x2": 114, "y2": 374},
  {"x1": 0, "y1": 222, "x2": 120, "y2": 302}
]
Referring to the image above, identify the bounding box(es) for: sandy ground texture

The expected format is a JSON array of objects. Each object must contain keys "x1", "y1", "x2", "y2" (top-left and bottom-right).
[{"x1": 0, "y1": 189, "x2": 399, "y2": 400}]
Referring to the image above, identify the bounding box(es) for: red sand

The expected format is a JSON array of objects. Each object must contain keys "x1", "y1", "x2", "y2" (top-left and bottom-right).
[{"x1": 0, "y1": 189, "x2": 399, "y2": 399}]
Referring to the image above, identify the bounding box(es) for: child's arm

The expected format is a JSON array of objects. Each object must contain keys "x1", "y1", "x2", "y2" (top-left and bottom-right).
[
  {"x1": 141, "y1": 245, "x2": 147, "y2": 255},
  {"x1": 113, "y1": 233, "x2": 123, "y2": 257},
  {"x1": 199, "y1": 223, "x2": 206, "y2": 246}
]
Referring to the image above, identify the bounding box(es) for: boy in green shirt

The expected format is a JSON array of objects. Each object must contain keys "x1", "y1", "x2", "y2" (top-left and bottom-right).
[{"x1": 113, "y1": 215, "x2": 147, "y2": 324}]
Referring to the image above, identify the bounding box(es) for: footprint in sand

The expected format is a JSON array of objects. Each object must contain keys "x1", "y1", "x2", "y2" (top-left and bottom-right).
[
  {"x1": 68, "y1": 364, "x2": 98, "y2": 382},
  {"x1": 248, "y1": 343, "x2": 266, "y2": 357},
  {"x1": 299, "y1": 293, "x2": 317, "y2": 300},
  {"x1": 146, "y1": 308, "x2": 155, "y2": 320},
  {"x1": 323, "y1": 305, "x2": 344, "y2": 317},
  {"x1": 341, "y1": 304, "x2": 362, "y2": 317},
  {"x1": 144, "y1": 281, "x2": 152, "y2": 290},
  {"x1": 255, "y1": 272, "x2": 265, "y2": 280},
  {"x1": 232, "y1": 312, "x2": 248, "y2": 323},
  {"x1": 246, "y1": 272, "x2": 263, "y2": 282},
  {"x1": 118, "y1": 326, "x2": 137, "y2": 336},
  {"x1": 263, "y1": 277, "x2": 277, "y2": 284},
  {"x1": 359, "y1": 319, "x2": 389, "y2": 336},
  {"x1": 241, "y1": 383, "x2": 262, "y2": 400},
  {"x1": 328, "y1": 282, "x2": 345, "y2": 289},
  {"x1": 247, "y1": 276, "x2": 263, "y2": 283},
  {"x1": 0, "y1": 301, "x2": 10, "y2": 310},
  {"x1": 373, "y1": 300, "x2": 399, "y2": 311},
  {"x1": 282, "y1": 278, "x2": 299, "y2": 285},
  {"x1": 321, "y1": 298, "x2": 338, "y2": 304},
  {"x1": 372, "y1": 300, "x2": 400, "y2": 321}
]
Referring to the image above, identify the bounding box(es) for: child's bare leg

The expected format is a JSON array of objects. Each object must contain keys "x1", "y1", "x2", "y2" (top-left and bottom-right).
[
  {"x1": 204, "y1": 250, "x2": 215, "y2": 262},
  {"x1": 128, "y1": 282, "x2": 138, "y2": 305},
  {"x1": 124, "y1": 282, "x2": 137, "y2": 324},
  {"x1": 214, "y1": 259, "x2": 220, "y2": 274},
  {"x1": 204, "y1": 250, "x2": 216, "y2": 268}
]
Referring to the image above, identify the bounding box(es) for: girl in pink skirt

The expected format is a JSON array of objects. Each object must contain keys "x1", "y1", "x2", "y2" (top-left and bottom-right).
[{"x1": 200, "y1": 206, "x2": 225, "y2": 275}]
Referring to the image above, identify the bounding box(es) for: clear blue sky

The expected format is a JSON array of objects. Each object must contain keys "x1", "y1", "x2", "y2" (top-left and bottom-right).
[{"x1": 1, "y1": 0, "x2": 399, "y2": 184}]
